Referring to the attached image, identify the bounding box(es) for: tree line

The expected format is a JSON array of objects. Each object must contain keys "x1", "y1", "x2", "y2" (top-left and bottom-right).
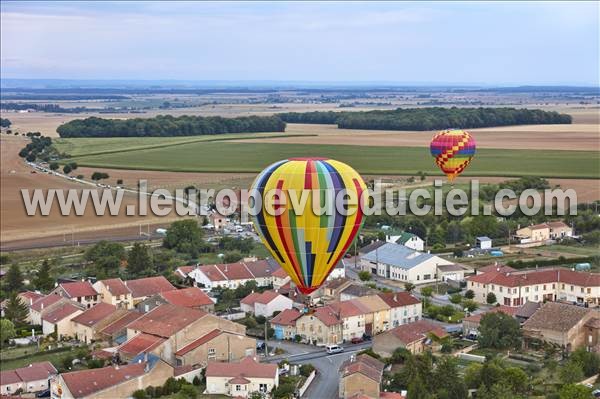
[
  {"x1": 56, "y1": 115, "x2": 286, "y2": 137},
  {"x1": 278, "y1": 107, "x2": 572, "y2": 130}
]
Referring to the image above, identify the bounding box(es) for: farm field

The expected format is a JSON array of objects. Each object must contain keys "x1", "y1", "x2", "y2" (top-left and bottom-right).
[{"x1": 68, "y1": 141, "x2": 600, "y2": 178}]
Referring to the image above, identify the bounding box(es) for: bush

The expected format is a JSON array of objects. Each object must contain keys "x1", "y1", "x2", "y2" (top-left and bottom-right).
[
  {"x1": 300, "y1": 364, "x2": 315, "y2": 377},
  {"x1": 358, "y1": 271, "x2": 372, "y2": 281},
  {"x1": 178, "y1": 384, "x2": 197, "y2": 399},
  {"x1": 132, "y1": 390, "x2": 148, "y2": 399},
  {"x1": 464, "y1": 289, "x2": 475, "y2": 299},
  {"x1": 450, "y1": 293, "x2": 463, "y2": 304},
  {"x1": 486, "y1": 292, "x2": 497, "y2": 304},
  {"x1": 192, "y1": 376, "x2": 201, "y2": 386}
]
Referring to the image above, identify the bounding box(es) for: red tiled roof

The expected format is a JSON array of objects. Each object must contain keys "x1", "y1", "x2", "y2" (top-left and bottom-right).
[
  {"x1": 71, "y1": 303, "x2": 116, "y2": 327},
  {"x1": 388, "y1": 320, "x2": 448, "y2": 345},
  {"x1": 468, "y1": 267, "x2": 600, "y2": 288},
  {"x1": 60, "y1": 363, "x2": 146, "y2": 398},
  {"x1": 329, "y1": 300, "x2": 365, "y2": 318},
  {"x1": 99, "y1": 311, "x2": 142, "y2": 336},
  {"x1": 0, "y1": 363, "x2": 57, "y2": 386},
  {"x1": 125, "y1": 276, "x2": 175, "y2": 299},
  {"x1": 241, "y1": 290, "x2": 282, "y2": 306},
  {"x1": 99, "y1": 278, "x2": 131, "y2": 296},
  {"x1": 160, "y1": 287, "x2": 213, "y2": 308},
  {"x1": 270, "y1": 309, "x2": 302, "y2": 326},
  {"x1": 127, "y1": 304, "x2": 207, "y2": 338},
  {"x1": 18, "y1": 291, "x2": 44, "y2": 306},
  {"x1": 272, "y1": 267, "x2": 289, "y2": 279},
  {"x1": 229, "y1": 376, "x2": 251, "y2": 384},
  {"x1": 59, "y1": 281, "x2": 98, "y2": 298},
  {"x1": 547, "y1": 221, "x2": 569, "y2": 229},
  {"x1": 91, "y1": 349, "x2": 114, "y2": 360},
  {"x1": 31, "y1": 294, "x2": 63, "y2": 312},
  {"x1": 463, "y1": 306, "x2": 518, "y2": 324},
  {"x1": 197, "y1": 264, "x2": 228, "y2": 282},
  {"x1": 377, "y1": 292, "x2": 420, "y2": 308},
  {"x1": 310, "y1": 306, "x2": 341, "y2": 326},
  {"x1": 175, "y1": 329, "x2": 223, "y2": 356},
  {"x1": 477, "y1": 264, "x2": 516, "y2": 275},
  {"x1": 342, "y1": 362, "x2": 381, "y2": 382},
  {"x1": 380, "y1": 393, "x2": 406, "y2": 399},
  {"x1": 41, "y1": 302, "x2": 82, "y2": 323},
  {"x1": 118, "y1": 333, "x2": 166, "y2": 356},
  {"x1": 175, "y1": 266, "x2": 195, "y2": 277},
  {"x1": 243, "y1": 259, "x2": 279, "y2": 278},
  {"x1": 215, "y1": 262, "x2": 254, "y2": 281},
  {"x1": 205, "y1": 357, "x2": 277, "y2": 379}
]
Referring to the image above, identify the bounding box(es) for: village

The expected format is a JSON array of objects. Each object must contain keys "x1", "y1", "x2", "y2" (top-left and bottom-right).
[{"x1": 1, "y1": 213, "x2": 599, "y2": 399}]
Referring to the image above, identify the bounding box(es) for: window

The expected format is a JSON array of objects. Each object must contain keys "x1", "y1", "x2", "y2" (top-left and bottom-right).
[
  {"x1": 236, "y1": 385, "x2": 242, "y2": 391},
  {"x1": 552, "y1": 284, "x2": 556, "y2": 289},
  {"x1": 423, "y1": 274, "x2": 431, "y2": 280},
  {"x1": 208, "y1": 348, "x2": 216, "y2": 359},
  {"x1": 581, "y1": 288, "x2": 584, "y2": 293},
  {"x1": 525, "y1": 287, "x2": 529, "y2": 293},
  {"x1": 535, "y1": 286, "x2": 539, "y2": 292},
  {"x1": 499, "y1": 287, "x2": 503, "y2": 293},
  {"x1": 417, "y1": 275, "x2": 420, "y2": 281},
  {"x1": 571, "y1": 285, "x2": 574, "y2": 292},
  {"x1": 588, "y1": 288, "x2": 591, "y2": 294},
  {"x1": 259, "y1": 384, "x2": 268, "y2": 392},
  {"x1": 543, "y1": 285, "x2": 547, "y2": 290}
]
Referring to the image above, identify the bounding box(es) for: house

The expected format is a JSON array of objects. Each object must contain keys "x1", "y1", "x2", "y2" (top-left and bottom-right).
[
  {"x1": 295, "y1": 306, "x2": 343, "y2": 345},
  {"x1": 92, "y1": 278, "x2": 133, "y2": 309},
  {"x1": 209, "y1": 212, "x2": 228, "y2": 231},
  {"x1": 174, "y1": 265, "x2": 195, "y2": 280},
  {"x1": 476, "y1": 263, "x2": 516, "y2": 275},
  {"x1": 324, "y1": 278, "x2": 354, "y2": 300},
  {"x1": 29, "y1": 294, "x2": 67, "y2": 325},
  {"x1": 1, "y1": 291, "x2": 44, "y2": 321},
  {"x1": 328, "y1": 300, "x2": 367, "y2": 342},
  {"x1": 547, "y1": 221, "x2": 573, "y2": 239},
  {"x1": 437, "y1": 264, "x2": 469, "y2": 282},
  {"x1": 119, "y1": 304, "x2": 254, "y2": 366},
  {"x1": 476, "y1": 236, "x2": 492, "y2": 250},
  {"x1": 272, "y1": 267, "x2": 291, "y2": 290},
  {"x1": 385, "y1": 231, "x2": 424, "y2": 252},
  {"x1": 353, "y1": 295, "x2": 391, "y2": 335},
  {"x1": 372, "y1": 320, "x2": 448, "y2": 356},
  {"x1": 514, "y1": 223, "x2": 550, "y2": 244},
  {"x1": 515, "y1": 301, "x2": 541, "y2": 324},
  {"x1": 137, "y1": 287, "x2": 215, "y2": 313},
  {"x1": 124, "y1": 276, "x2": 176, "y2": 305},
  {"x1": 71, "y1": 303, "x2": 127, "y2": 344},
  {"x1": 51, "y1": 281, "x2": 99, "y2": 309},
  {"x1": 522, "y1": 302, "x2": 600, "y2": 352},
  {"x1": 174, "y1": 329, "x2": 256, "y2": 367},
  {"x1": 339, "y1": 354, "x2": 385, "y2": 399},
  {"x1": 0, "y1": 362, "x2": 57, "y2": 395},
  {"x1": 204, "y1": 357, "x2": 278, "y2": 398},
  {"x1": 328, "y1": 260, "x2": 347, "y2": 280},
  {"x1": 358, "y1": 240, "x2": 386, "y2": 255},
  {"x1": 188, "y1": 260, "x2": 279, "y2": 290},
  {"x1": 377, "y1": 292, "x2": 422, "y2": 328},
  {"x1": 97, "y1": 310, "x2": 143, "y2": 345},
  {"x1": 270, "y1": 309, "x2": 303, "y2": 340},
  {"x1": 51, "y1": 353, "x2": 173, "y2": 399},
  {"x1": 466, "y1": 267, "x2": 600, "y2": 307},
  {"x1": 41, "y1": 302, "x2": 84, "y2": 338},
  {"x1": 340, "y1": 284, "x2": 380, "y2": 302},
  {"x1": 462, "y1": 306, "x2": 518, "y2": 336},
  {"x1": 361, "y1": 243, "x2": 454, "y2": 284},
  {"x1": 240, "y1": 290, "x2": 293, "y2": 317}
]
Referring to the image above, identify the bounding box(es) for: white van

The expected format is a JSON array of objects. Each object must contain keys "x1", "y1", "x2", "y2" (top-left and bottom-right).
[{"x1": 325, "y1": 345, "x2": 344, "y2": 354}]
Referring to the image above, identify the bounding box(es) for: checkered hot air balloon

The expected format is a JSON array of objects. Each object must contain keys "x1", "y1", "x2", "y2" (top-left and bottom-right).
[
  {"x1": 430, "y1": 129, "x2": 476, "y2": 181},
  {"x1": 250, "y1": 158, "x2": 366, "y2": 294}
]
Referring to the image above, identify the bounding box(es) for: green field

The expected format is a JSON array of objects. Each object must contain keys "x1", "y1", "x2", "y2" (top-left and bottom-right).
[{"x1": 64, "y1": 140, "x2": 600, "y2": 178}]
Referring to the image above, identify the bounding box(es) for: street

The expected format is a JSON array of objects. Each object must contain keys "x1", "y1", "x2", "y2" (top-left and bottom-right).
[{"x1": 264, "y1": 340, "x2": 372, "y2": 399}]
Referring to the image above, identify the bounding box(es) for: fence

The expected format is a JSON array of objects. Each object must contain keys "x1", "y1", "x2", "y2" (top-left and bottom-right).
[{"x1": 298, "y1": 370, "x2": 317, "y2": 398}]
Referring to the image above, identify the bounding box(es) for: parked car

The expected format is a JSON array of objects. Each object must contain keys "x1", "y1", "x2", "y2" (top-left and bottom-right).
[
  {"x1": 350, "y1": 337, "x2": 363, "y2": 344},
  {"x1": 325, "y1": 344, "x2": 344, "y2": 354},
  {"x1": 35, "y1": 389, "x2": 50, "y2": 398},
  {"x1": 592, "y1": 389, "x2": 600, "y2": 398}
]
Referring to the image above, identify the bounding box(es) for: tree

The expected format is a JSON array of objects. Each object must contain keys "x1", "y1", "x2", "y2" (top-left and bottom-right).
[
  {"x1": 464, "y1": 289, "x2": 475, "y2": 299},
  {"x1": 91, "y1": 171, "x2": 109, "y2": 181},
  {"x1": 486, "y1": 292, "x2": 497, "y2": 304},
  {"x1": 163, "y1": 220, "x2": 204, "y2": 256},
  {"x1": 299, "y1": 364, "x2": 315, "y2": 377},
  {"x1": 462, "y1": 299, "x2": 478, "y2": 312},
  {"x1": 404, "y1": 282, "x2": 415, "y2": 293},
  {"x1": 421, "y1": 286, "x2": 433, "y2": 297},
  {"x1": 69, "y1": 162, "x2": 78, "y2": 170},
  {"x1": 358, "y1": 271, "x2": 372, "y2": 281},
  {"x1": 0, "y1": 319, "x2": 16, "y2": 345},
  {"x1": 49, "y1": 162, "x2": 59, "y2": 171},
  {"x1": 178, "y1": 384, "x2": 197, "y2": 399},
  {"x1": 223, "y1": 251, "x2": 243, "y2": 263},
  {"x1": 34, "y1": 259, "x2": 54, "y2": 291},
  {"x1": 570, "y1": 347, "x2": 600, "y2": 376},
  {"x1": 478, "y1": 312, "x2": 521, "y2": 350},
  {"x1": 449, "y1": 293, "x2": 462, "y2": 304},
  {"x1": 558, "y1": 384, "x2": 592, "y2": 399},
  {"x1": 4, "y1": 263, "x2": 24, "y2": 293},
  {"x1": 85, "y1": 241, "x2": 126, "y2": 277},
  {"x1": 407, "y1": 375, "x2": 432, "y2": 399},
  {"x1": 503, "y1": 367, "x2": 528, "y2": 394},
  {"x1": 127, "y1": 243, "x2": 153, "y2": 276},
  {"x1": 4, "y1": 293, "x2": 30, "y2": 324},
  {"x1": 559, "y1": 360, "x2": 584, "y2": 384},
  {"x1": 62, "y1": 164, "x2": 72, "y2": 174},
  {"x1": 432, "y1": 357, "x2": 467, "y2": 399}
]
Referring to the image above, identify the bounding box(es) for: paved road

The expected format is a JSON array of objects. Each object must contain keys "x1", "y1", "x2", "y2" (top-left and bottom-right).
[{"x1": 263, "y1": 340, "x2": 372, "y2": 399}]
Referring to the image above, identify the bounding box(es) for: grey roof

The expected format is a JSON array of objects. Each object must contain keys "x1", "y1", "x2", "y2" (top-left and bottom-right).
[
  {"x1": 476, "y1": 236, "x2": 492, "y2": 241},
  {"x1": 362, "y1": 243, "x2": 437, "y2": 270},
  {"x1": 515, "y1": 301, "x2": 541, "y2": 319},
  {"x1": 359, "y1": 240, "x2": 386, "y2": 254},
  {"x1": 437, "y1": 264, "x2": 465, "y2": 273},
  {"x1": 341, "y1": 284, "x2": 379, "y2": 297}
]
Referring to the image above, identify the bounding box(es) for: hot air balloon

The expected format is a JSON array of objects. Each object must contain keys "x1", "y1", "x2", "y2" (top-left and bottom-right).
[
  {"x1": 250, "y1": 157, "x2": 366, "y2": 294},
  {"x1": 430, "y1": 129, "x2": 476, "y2": 182}
]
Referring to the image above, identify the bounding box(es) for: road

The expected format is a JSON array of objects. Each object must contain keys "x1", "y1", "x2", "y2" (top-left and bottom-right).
[{"x1": 263, "y1": 340, "x2": 372, "y2": 399}]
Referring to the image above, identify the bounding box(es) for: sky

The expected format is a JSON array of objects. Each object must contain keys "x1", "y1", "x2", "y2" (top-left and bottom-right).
[{"x1": 1, "y1": 1, "x2": 599, "y2": 85}]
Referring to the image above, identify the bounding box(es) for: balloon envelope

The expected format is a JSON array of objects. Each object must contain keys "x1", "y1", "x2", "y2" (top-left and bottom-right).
[
  {"x1": 250, "y1": 157, "x2": 366, "y2": 294},
  {"x1": 430, "y1": 129, "x2": 476, "y2": 181}
]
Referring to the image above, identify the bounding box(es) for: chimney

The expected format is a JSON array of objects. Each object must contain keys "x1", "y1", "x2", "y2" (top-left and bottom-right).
[{"x1": 393, "y1": 294, "x2": 397, "y2": 302}]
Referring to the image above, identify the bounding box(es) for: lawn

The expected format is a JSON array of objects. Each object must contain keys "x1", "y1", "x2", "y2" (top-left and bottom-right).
[
  {"x1": 0, "y1": 345, "x2": 75, "y2": 370},
  {"x1": 543, "y1": 244, "x2": 600, "y2": 257},
  {"x1": 67, "y1": 141, "x2": 599, "y2": 178}
]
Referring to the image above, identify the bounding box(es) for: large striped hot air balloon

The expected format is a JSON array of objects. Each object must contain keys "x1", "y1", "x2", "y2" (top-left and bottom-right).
[
  {"x1": 430, "y1": 129, "x2": 476, "y2": 181},
  {"x1": 250, "y1": 158, "x2": 366, "y2": 294}
]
